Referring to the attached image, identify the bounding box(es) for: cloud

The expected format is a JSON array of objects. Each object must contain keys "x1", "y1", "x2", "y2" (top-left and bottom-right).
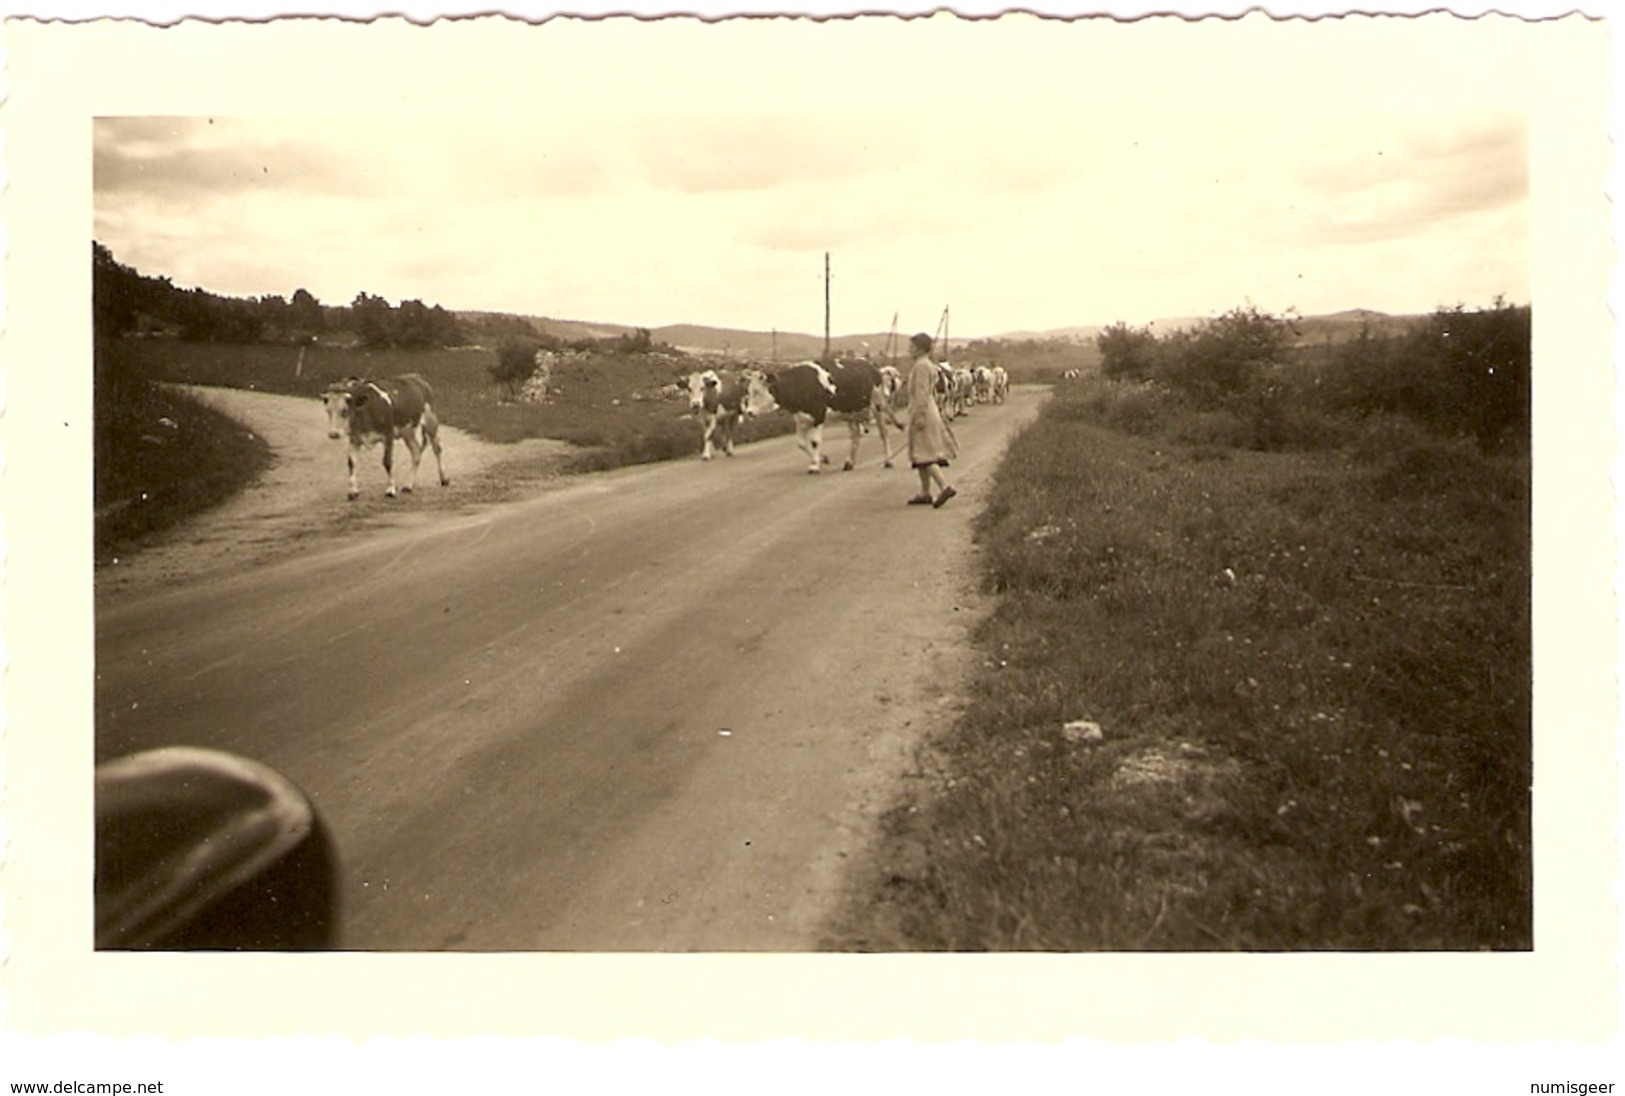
[
  {"x1": 90, "y1": 109, "x2": 1530, "y2": 336},
  {"x1": 632, "y1": 114, "x2": 913, "y2": 196},
  {"x1": 1283, "y1": 114, "x2": 1527, "y2": 248}
]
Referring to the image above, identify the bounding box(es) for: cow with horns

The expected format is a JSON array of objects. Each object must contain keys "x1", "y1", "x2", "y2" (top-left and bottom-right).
[
  {"x1": 752, "y1": 358, "x2": 903, "y2": 473},
  {"x1": 680, "y1": 367, "x2": 772, "y2": 461},
  {"x1": 321, "y1": 374, "x2": 449, "y2": 500}
]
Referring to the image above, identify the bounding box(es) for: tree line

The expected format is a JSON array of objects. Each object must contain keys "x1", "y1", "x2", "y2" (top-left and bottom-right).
[{"x1": 93, "y1": 241, "x2": 470, "y2": 350}]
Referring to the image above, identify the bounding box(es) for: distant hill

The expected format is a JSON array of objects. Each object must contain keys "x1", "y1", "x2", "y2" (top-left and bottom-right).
[
  {"x1": 649, "y1": 324, "x2": 901, "y2": 362},
  {"x1": 1143, "y1": 316, "x2": 1210, "y2": 335},
  {"x1": 459, "y1": 307, "x2": 1428, "y2": 360},
  {"x1": 988, "y1": 326, "x2": 1104, "y2": 343},
  {"x1": 1289, "y1": 309, "x2": 1418, "y2": 344}
]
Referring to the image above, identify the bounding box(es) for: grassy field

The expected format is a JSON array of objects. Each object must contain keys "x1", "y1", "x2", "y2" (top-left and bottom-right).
[
  {"x1": 832, "y1": 379, "x2": 1530, "y2": 951},
  {"x1": 113, "y1": 337, "x2": 792, "y2": 456}
]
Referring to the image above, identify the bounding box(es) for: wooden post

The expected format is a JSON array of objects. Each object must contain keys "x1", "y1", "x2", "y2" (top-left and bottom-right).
[{"x1": 823, "y1": 252, "x2": 831, "y2": 364}]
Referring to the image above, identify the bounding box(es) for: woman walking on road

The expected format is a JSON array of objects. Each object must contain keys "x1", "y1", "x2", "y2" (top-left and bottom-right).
[{"x1": 905, "y1": 332, "x2": 958, "y2": 508}]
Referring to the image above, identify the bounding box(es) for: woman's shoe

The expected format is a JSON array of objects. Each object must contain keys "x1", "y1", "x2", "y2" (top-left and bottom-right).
[
  {"x1": 932, "y1": 486, "x2": 957, "y2": 509},
  {"x1": 906, "y1": 494, "x2": 933, "y2": 505}
]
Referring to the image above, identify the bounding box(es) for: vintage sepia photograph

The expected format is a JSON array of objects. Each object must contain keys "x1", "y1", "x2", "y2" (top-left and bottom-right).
[
  {"x1": 88, "y1": 44, "x2": 1546, "y2": 957},
  {"x1": 1, "y1": 2, "x2": 1618, "y2": 1084},
  {"x1": 89, "y1": 101, "x2": 1539, "y2": 952}
]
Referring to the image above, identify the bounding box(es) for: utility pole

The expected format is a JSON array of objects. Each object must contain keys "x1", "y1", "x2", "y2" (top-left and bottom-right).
[{"x1": 823, "y1": 252, "x2": 831, "y2": 364}]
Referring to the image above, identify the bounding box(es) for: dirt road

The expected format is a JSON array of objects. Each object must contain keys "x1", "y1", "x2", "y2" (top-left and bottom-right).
[{"x1": 95, "y1": 386, "x2": 1045, "y2": 950}]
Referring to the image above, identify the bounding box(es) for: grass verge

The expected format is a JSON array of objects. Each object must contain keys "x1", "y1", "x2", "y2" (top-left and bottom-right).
[
  {"x1": 833, "y1": 386, "x2": 1530, "y2": 950},
  {"x1": 95, "y1": 341, "x2": 272, "y2": 561}
]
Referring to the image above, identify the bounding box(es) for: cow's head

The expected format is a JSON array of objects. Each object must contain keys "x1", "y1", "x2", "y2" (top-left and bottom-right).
[
  {"x1": 321, "y1": 381, "x2": 358, "y2": 439},
  {"x1": 682, "y1": 370, "x2": 721, "y2": 414},
  {"x1": 740, "y1": 368, "x2": 777, "y2": 417}
]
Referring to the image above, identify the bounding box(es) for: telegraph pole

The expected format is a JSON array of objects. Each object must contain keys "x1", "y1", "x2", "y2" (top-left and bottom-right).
[{"x1": 823, "y1": 252, "x2": 831, "y2": 364}]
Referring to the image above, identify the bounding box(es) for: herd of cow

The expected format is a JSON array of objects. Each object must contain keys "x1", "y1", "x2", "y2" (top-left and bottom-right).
[{"x1": 320, "y1": 359, "x2": 1010, "y2": 499}]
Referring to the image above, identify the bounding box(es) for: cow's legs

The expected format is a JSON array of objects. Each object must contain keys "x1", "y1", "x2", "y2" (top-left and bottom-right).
[
  {"x1": 399, "y1": 425, "x2": 425, "y2": 492},
  {"x1": 720, "y1": 412, "x2": 737, "y2": 457},
  {"x1": 700, "y1": 412, "x2": 718, "y2": 461},
  {"x1": 381, "y1": 436, "x2": 398, "y2": 498},
  {"x1": 842, "y1": 417, "x2": 863, "y2": 471},
  {"x1": 794, "y1": 414, "x2": 824, "y2": 473},
  {"x1": 422, "y1": 409, "x2": 449, "y2": 486},
  {"x1": 345, "y1": 445, "x2": 361, "y2": 500}
]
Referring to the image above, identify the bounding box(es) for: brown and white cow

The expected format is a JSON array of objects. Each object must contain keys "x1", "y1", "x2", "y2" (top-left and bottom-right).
[
  {"x1": 680, "y1": 368, "x2": 771, "y2": 461},
  {"x1": 752, "y1": 359, "x2": 904, "y2": 474},
  {"x1": 322, "y1": 374, "x2": 449, "y2": 500}
]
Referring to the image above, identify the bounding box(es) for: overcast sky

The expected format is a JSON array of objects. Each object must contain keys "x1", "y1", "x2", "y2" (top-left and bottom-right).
[{"x1": 92, "y1": 42, "x2": 1529, "y2": 339}]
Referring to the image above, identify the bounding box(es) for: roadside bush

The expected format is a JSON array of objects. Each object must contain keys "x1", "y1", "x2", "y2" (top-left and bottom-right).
[
  {"x1": 1153, "y1": 305, "x2": 1293, "y2": 406},
  {"x1": 489, "y1": 337, "x2": 542, "y2": 399},
  {"x1": 1072, "y1": 299, "x2": 1528, "y2": 459},
  {"x1": 1309, "y1": 323, "x2": 1433, "y2": 421},
  {"x1": 1309, "y1": 301, "x2": 1529, "y2": 452},
  {"x1": 1407, "y1": 299, "x2": 1530, "y2": 451},
  {"x1": 1096, "y1": 322, "x2": 1158, "y2": 381},
  {"x1": 1241, "y1": 375, "x2": 1350, "y2": 452}
]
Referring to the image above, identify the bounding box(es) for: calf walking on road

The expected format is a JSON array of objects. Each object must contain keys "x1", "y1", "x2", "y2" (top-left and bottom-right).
[{"x1": 322, "y1": 373, "x2": 450, "y2": 500}]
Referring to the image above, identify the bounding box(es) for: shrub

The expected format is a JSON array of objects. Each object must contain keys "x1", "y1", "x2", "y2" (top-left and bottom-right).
[
  {"x1": 489, "y1": 337, "x2": 542, "y2": 399},
  {"x1": 1408, "y1": 299, "x2": 1531, "y2": 451},
  {"x1": 1309, "y1": 301, "x2": 1530, "y2": 453},
  {"x1": 1241, "y1": 376, "x2": 1350, "y2": 452},
  {"x1": 1153, "y1": 305, "x2": 1293, "y2": 406},
  {"x1": 1096, "y1": 322, "x2": 1158, "y2": 381}
]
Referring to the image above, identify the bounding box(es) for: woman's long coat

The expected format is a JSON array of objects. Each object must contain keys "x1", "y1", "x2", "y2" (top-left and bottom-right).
[{"x1": 907, "y1": 354, "x2": 958, "y2": 467}]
